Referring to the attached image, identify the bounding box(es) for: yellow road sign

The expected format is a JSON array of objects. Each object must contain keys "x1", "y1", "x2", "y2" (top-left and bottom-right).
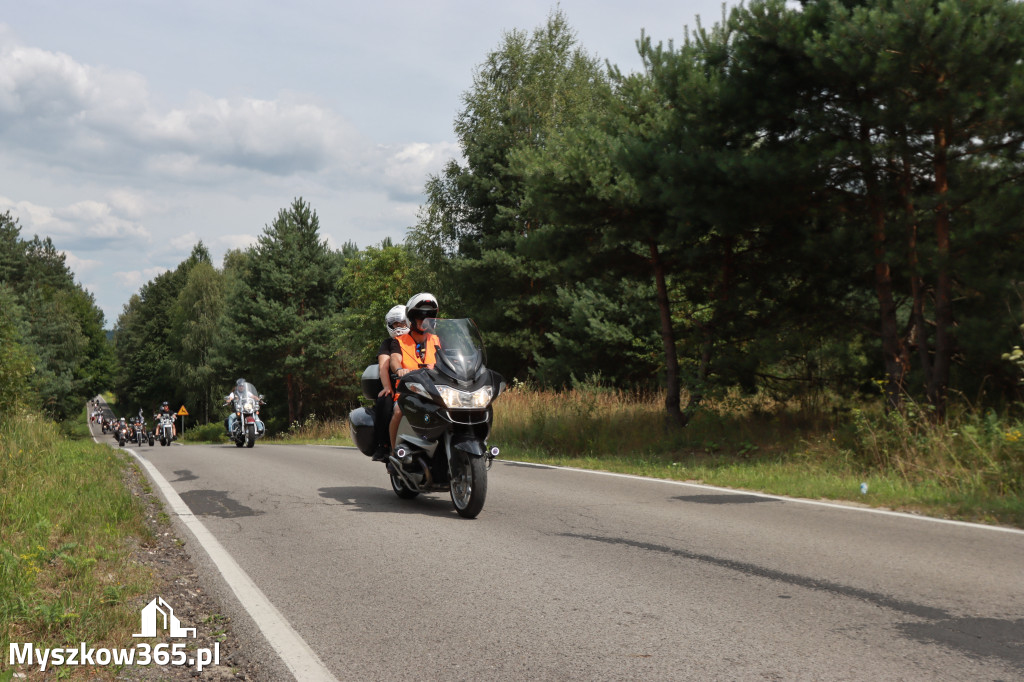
[{"x1": 177, "y1": 405, "x2": 189, "y2": 416}]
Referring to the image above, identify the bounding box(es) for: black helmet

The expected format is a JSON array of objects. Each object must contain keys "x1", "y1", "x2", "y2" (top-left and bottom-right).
[
  {"x1": 236, "y1": 378, "x2": 246, "y2": 386},
  {"x1": 162, "y1": 401, "x2": 169, "y2": 407}
]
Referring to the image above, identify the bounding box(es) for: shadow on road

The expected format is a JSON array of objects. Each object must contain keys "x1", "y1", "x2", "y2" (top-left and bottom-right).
[
  {"x1": 317, "y1": 486, "x2": 462, "y2": 518},
  {"x1": 179, "y1": 489, "x2": 264, "y2": 518}
]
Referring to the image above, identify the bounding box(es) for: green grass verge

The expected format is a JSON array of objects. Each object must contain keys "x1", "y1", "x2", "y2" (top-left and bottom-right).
[
  {"x1": 0, "y1": 408, "x2": 156, "y2": 669},
  {"x1": 496, "y1": 446, "x2": 1023, "y2": 527}
]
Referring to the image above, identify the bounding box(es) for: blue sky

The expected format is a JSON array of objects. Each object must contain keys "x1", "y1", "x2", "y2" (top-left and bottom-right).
[{"x1": 0, "y1": 0, "x2": 735, "y2": 326}]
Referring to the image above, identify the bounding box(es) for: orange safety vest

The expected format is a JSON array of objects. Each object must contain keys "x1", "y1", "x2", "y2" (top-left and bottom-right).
[{"x1": 395, "y1": 332, "x2": 439, "y2": 370}]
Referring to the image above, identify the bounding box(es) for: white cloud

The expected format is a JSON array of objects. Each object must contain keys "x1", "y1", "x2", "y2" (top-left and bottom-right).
[
  {"x1": 0, "y1": 45, "x2": 96, "y2": 118},
  {"x1": 0, "y1": 40, "x2": 375, "y2": 182},
  {"x1": 61, "y1": 251, "x2": 102, "y2": 275},
  {"x1": 381, "y1": 141, "x2": 461, "y2": 199},
  {"x1": 107, "y1": 189, "x2": 152, "y2": 219},
  {"x1": 169, "y1": 231, "x2": 203, "y2": 252},
  {"x1": 114, "y1": 267, "x2": 169, "y2": 290},
  {"x1": 0, "y1": 195, "x2": 151, "y2": 243},
  {"x1": 216, "y1": 233, "x2": 260, "y2": 251}
]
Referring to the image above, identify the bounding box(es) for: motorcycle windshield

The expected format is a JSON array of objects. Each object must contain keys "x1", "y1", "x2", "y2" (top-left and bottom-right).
[
  {"x1": 422, "y1": 318, "x2": 486, "y2": 382},
  {"x1": 234, "y1": 383, "x2": 260, "y2": 408}
]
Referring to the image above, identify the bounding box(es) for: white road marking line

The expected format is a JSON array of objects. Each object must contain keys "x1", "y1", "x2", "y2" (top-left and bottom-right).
[
  {"x1": 94, "y1": 429, "x2": 339, "y2": 681},
  {"x1": 503, "y1": 459, "x2": 1024, "y2": 536}
]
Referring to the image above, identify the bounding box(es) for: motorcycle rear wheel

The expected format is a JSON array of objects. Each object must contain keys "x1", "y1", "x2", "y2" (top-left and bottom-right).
[{"x1": 450, "y1": 452, "x2": 487, "y2": 519}]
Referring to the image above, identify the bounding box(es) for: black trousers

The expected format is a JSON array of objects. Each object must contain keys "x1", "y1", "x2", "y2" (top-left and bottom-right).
[{"x1": 373, "y1": 393, "x2": 395, "y2": 450}]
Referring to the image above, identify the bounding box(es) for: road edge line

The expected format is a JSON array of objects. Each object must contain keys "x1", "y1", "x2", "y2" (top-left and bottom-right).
[
  {"x1": 120, "y1": 443, "x2": 339, "y2": 682},
  {"x1": 505, "y1": 459, "x2": 1024, "y2": 536}
]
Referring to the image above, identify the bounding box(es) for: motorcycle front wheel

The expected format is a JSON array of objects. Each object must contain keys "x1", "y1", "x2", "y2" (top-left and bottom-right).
[
  {"x1": 450, "y1": 451, "x2": 487, "y2": 519},
  {"x1": 245, "y1": 423, "x2": 256, "y2": 448}
]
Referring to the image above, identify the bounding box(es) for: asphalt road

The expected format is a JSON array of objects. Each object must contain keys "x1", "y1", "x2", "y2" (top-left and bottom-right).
[{"x1": 104, "y1": 432, "x2": 1024, "y2": 681}]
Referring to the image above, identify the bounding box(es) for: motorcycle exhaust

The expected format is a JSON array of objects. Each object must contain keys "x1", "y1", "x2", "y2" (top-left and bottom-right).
[
  {"x1": 388, "y1": 455, "x2": 421, "y2": 492},
  {"x1": 417, "y1": 456, "x2": 433, "y2": 488}
]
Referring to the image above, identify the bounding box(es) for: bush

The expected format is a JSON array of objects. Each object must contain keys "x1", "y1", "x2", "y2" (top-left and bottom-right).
[{"x1": 180, "y1": 422, "x2": 227, "y2": 444}]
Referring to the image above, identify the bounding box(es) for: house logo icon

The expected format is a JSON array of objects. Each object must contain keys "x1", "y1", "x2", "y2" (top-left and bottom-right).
[{"x1": 132, "y1": 596, "x2": 197, "y2": 638}]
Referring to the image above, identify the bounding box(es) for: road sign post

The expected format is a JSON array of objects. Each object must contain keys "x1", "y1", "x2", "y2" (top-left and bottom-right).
[{"x1": 177, "y1": 405, "x2": 189, "y2": 435}]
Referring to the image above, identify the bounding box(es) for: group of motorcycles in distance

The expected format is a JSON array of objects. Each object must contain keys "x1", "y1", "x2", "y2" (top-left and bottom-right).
[
  {"x1": 88, "y1": 383, "x2": 264, "y2": 450},
  {"x1": 91, "y1": 403, "x2": 177, "y2": 448}
]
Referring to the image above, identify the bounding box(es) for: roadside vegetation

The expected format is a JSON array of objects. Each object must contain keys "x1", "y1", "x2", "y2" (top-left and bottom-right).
[
  {"x1": 0, "y1": 408, "x2": 156, "y2": 674},
  {"x1": 490, "y1": 383, "x2": 1024, "y2": 528}
]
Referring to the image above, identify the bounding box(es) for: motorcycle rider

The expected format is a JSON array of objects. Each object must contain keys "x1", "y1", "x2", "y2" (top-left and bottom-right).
[
  {"x1": 371, "y1": 305, "x2": 410, "y2": 461},
  {"x1": 223, "y1": 378, "x2": 249, "y2": 436},
  {"x1": 155, "y1": 400, "x2": 177, "y2": 438},
  {"x1": 388, "y1": 293, "x2": 441, "y2": 452},
  {"x1": 134, "y1": 409, "x2": 147, "y2": 439}
]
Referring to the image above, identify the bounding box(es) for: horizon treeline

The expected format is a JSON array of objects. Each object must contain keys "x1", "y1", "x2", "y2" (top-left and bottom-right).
[{"x1": 4, "y1": 0, "x2": 1024, "y2": 431}]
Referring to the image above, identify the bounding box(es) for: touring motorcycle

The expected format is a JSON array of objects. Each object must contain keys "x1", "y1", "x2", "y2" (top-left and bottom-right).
[
  {"x1": 349, "y1": 318, "x2": 504, "y2": 519},
  {"x1": 157, "y1": 412, "x2": 176, "y2": 446},
  {"x1": 227, "y1": 382, "x2": 265, "y2": 448}
]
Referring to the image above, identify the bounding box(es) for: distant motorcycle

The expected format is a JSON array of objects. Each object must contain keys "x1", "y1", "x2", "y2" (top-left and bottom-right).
[
  {"x1": 226, "y1": 382, "x2": 265, "y2": 448},
  {"x1": 113, "y1": 419, "x2": 130, "y2": 447},
  {"x1": 157, "y1": 412, "x2": 176, "y2": 446},
  {"x1": 131, "y1": 416, "x2": 154, "y2": 447},
  {"x1": 349, "y1": 318, "x2": 504, "y2": 519}
]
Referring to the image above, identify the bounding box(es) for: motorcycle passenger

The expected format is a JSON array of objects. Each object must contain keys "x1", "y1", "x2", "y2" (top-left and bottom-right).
[
  {"x1": 371, "y1": 305, "x2": 410, "y2": 462},
  {"x1": 388, "y1": 293, "x2": 441, "y2": 452}
]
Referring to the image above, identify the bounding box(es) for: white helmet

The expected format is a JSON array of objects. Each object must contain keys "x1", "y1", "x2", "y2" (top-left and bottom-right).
[
  {"x1": 385, "y1": 304, "x2": 410, "y2": 338},
  {"x1": 405, "y1": 293, "x2": 439, "y2": 329}
]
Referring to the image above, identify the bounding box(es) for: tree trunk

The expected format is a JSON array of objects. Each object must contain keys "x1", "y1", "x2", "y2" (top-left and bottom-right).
[
  {"x1": 902, "y1": 152, "x2": 932, "y2": 387},
  {"x1": 862, "y1": 126, "x2": 905, "y2": 411},
  {"x1": 286, "y1": 372, "x2": 296, "y2": 426},
  {"x1": 930, "y1": 122, "x2": 953, "y2": 420},
  {"x1": 648, "y1": 240, "x2": 684, "y2": 428}
]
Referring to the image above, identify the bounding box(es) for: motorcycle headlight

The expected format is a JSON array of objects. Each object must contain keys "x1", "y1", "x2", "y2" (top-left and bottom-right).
[
  {"x1": 243, "y1": 399, "x2": 255, "y2": 412},
  {"x1": 437, "y1": 385, "x2": 493, "y2": 409}
]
